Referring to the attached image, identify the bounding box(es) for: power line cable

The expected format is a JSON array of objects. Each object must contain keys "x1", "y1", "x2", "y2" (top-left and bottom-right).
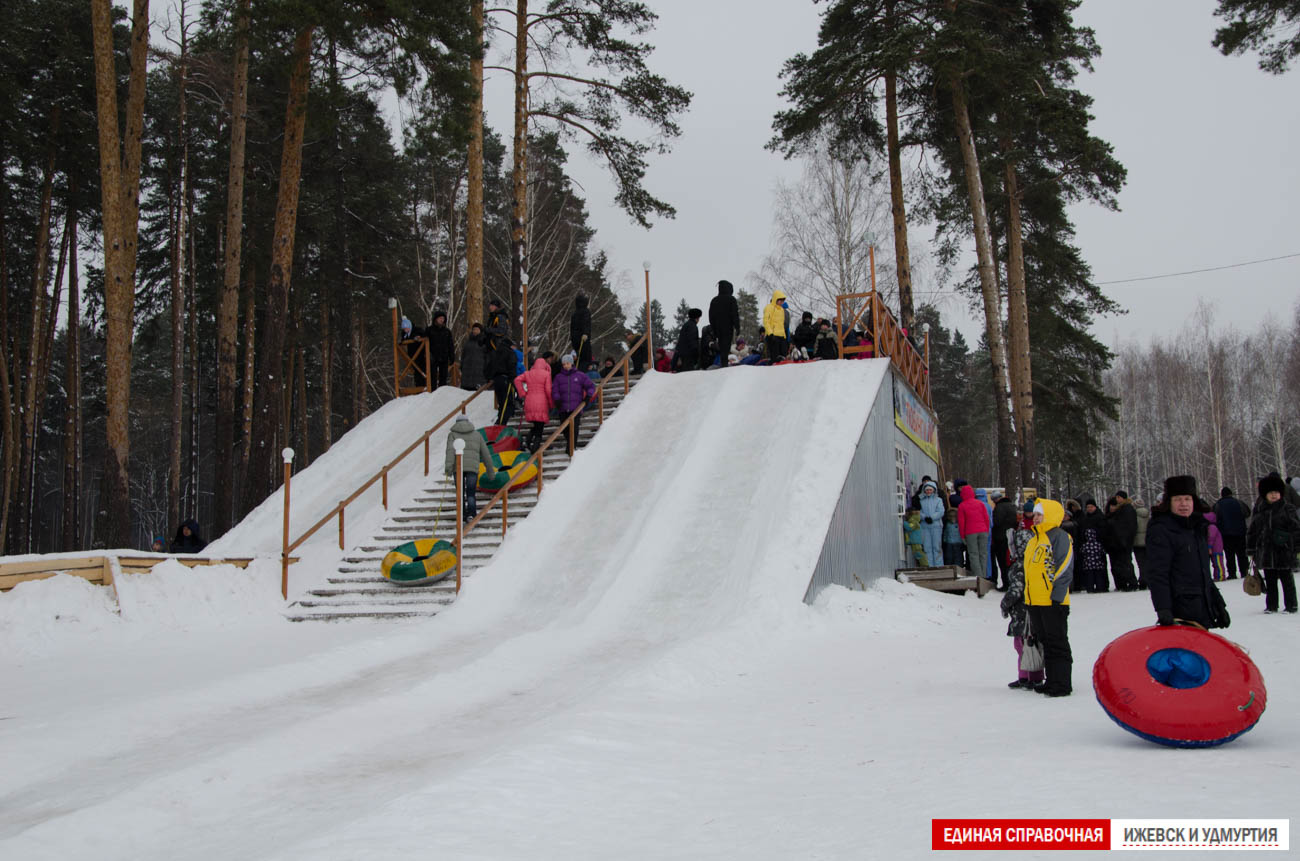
[{"x1": 1096, "y1": 252, "x2": 1300, "y2": 286}]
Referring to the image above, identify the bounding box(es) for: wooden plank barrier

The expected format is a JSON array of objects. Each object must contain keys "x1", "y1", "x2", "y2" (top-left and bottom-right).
[{"x1": 0, "y1": 555, "x2": 274, "y2": 592}]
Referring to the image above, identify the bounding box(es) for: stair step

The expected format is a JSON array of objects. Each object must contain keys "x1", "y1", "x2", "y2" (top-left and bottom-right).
[
  {"x1": 295, "y1": 596, "x2": 453, "y2": 608},
  {"x1": 286, "y1": 609, "x2": 441, "y2": 622},
  {"x1": 305, "y1": 587, "x2": 457, "y2": 598}
]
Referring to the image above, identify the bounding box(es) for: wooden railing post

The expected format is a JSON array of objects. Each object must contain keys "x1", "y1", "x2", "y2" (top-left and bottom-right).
[
  {"x1": 454, "y1": 442, "x2": 464, "y2": 594},
  {"x1": 538, "y1": 448, "x2": 544, "y2": 493},
  {"x1": 643, "y1": 261, "x2": 653, "y2": 360},
  {"x1": 598, "y1": 386, "x2": 605, "y2": 426},
  {"x1": 281, "y1": 447, "x2": 294, "y2": 600},
  {"x1": 424, "y1": 436, "x2": 430, "y2": 475},
  {"x1": 338, "y1": 505, "x2": 345, "y2": 550},
  {"x1": 502, "y1": 489, "x2": 509, "y2": 539},
  {"x1": 382, "y1": 468, "x2": 388, "y2": 509}
]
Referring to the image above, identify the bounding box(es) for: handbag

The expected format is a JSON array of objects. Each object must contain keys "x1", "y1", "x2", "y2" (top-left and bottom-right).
[
  {"x1": 1019, "y1": 638, "x2": 1045, "y2": 673},
  {"x1": 1243, "y1": 568, "x2": 1264, "y2": 597}
]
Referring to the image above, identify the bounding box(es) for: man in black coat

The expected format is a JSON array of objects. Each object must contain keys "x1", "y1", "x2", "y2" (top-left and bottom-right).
[
  {"x1": 1105, "y1": 491, "x2": 1140, "y2": 591},
  {"x1": 570, "y1": 295, "x2": 592, "y2": 369},
  {"x1": 485, "y1": 297, "x2": 510, "y2": 351},
  {"x1": 991, "y1": 495, "x2": 1019, "y2": 590},
  {"x1": 674, "y1": 308, "x2": 701, "y2": 371},
  {"x1": 1246, "y1": 474, "x2": 1300, "y2": 613},
  {"x1": 1213, "y1": 486, "x2": 1251, "y2": 579},
  {"x1": 1145, "y1": 475, "x2": 1229, "y2": 629},
  {"x1": 707, "y1": 280, "x2": 740, "y2": 360},
  {"x1": 486, "y1": 336, "x2": 519, "y2": 424},
  {"x1": 425, "y1": 309, "x2": 455, "y2": 390}
]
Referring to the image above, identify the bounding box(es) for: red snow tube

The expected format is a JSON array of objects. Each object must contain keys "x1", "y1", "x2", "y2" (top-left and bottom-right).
[
  {"x1": 1092, "y1": 625, "x2": 1266, "y2": 748},
  {"x1": 479, "y1": 424, "x2": 521, "y2": 454}
]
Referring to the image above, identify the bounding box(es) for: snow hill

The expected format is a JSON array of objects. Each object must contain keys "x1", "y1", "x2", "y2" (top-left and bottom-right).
[{"x1": 1, "y1": 360, "x2": 1294, "y2": 859}]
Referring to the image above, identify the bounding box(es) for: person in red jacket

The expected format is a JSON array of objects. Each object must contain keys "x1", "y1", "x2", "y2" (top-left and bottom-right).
[
  {"x1": 514, "y1": 357, "x2": 554, "y2": 452},
  {"x1": 958, "y1": 484, "x2": 992, "y2": 580}
]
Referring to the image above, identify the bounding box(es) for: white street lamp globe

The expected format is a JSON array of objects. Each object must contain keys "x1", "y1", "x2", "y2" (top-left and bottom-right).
[
  {"x1": 282, "y1": 447, "x2": 294, "y2": 463},
  {"x1": 453, "y1": 439, "x2": 466, "y2": 454}
]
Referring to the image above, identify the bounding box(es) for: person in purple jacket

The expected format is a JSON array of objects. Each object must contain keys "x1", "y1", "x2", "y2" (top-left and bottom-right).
[{"x1": 552, "y1": 352, "x2": 596, "y2": 456}]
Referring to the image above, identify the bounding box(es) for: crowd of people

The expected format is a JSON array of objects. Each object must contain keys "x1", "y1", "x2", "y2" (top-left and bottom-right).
[{"x1": 904, "y1": 471, "x2": 1300, "y2": 699}]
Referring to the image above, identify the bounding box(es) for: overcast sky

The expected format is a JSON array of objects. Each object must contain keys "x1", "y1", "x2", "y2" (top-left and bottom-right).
[{"x1": 479, "y1": 0, "x2": 1299, "y2": 348}]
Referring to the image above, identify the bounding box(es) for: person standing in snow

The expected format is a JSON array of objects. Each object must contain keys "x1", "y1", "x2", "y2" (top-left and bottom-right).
[
  {"x1": 942, "y1": 509, "x2": 964, "y2": 567},
  {"x1": 903, "y1": 510, "x2": 928, "y2": 567},
  {"x1": 1074, "y1": 498, "x2": 1110, "y2": 592},
  {"x1": 460, "y1": 322, "x2": 488, "y2": 391},
  {"x1": 1213, "y1": 487, "x2": 1251, "y2": 580},
  {"x1": 1246, "y1": 473, "x2": 1300, "y2": 614},
  {"x1": 958, "y1": 485, "x2": 991, "y2": 580},
  {"x1": 1204, "y1": 511, "x2": 1227, "y2": 580},
  {"x1": 426, "y1": 309, "x2": 455, "y2": 390},
  {"x1": 485, "y1": 297, "x2": 510, "y2": 351},
  {"x1": 1132, "y1": 496, "x2": 1151, "y2": 589},
  {"x1": 487, "y1": 336, "x2": 519, "y2": 425},
  {"x1": 1002, "y1": 501, "x2": 1043, "y2": 690},
  {"x1": 514, "y1": 357, "x2": 555, "y2": 452},
  {"x1": 1023, "y1": 499, "x2": 1074, "y2": 696},
  {"x1": 991, "y1": 494, "x2": 1019, "y2": 590},
  {"x1": 170, "y1": 518, "x2": 207, "y2": 554},
  {"x1": 708, "y1": 279, "x2": 740, "y2": 361},
  {"x1": 813, "y1": 319, "x2": 839, "y2": 360},
  {"x1": 445, "y1": 415, "x2": 497, "y2": 521},
  {"x1": 1146, "y1": 475, "x2": 1230, "y2": 628},
  {"x1": 918, "y1": 480, "x2": 946, "y2": 569},
  {"x1": 762, "y1": 290, "x2": 789, "y2": 362},
  {"x1": 570, "y1": 295, "x2": 592, "y2": 370},
  {"x1": 791, "y1": 310, "x2": 816, "y2": 360},
  {"x1": 674, "y1": 308, "x2": 702, "y2": 371},
  {"x1": 552, "y1": 352, "x2": 596, "y2": 456},
  {"x1": 1104, "y1": 491, "x2": 1140, "y2": 591}
]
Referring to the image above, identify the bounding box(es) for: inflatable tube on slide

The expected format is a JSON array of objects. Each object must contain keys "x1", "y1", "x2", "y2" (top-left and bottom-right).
[
  {"x1": 382, "y1": 538, "x2": 458, "y2": 586},
  {"x1": 479, "y1": 424, "x2": 521, "y2": 454},
  {"x1": 477, "y1": 449, "x2": 539, "y2": 494},
  {"x1": 1093, "y1": 625, "x2": 1266, "y2": 748}
]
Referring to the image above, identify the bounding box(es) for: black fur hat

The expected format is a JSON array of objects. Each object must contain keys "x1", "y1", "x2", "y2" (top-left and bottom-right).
[
  {"x1": 1163, "y1": 475, "x2": 1198, "y2": 499},
  {"x1": 1260, "y1": 474, "x2": 1287, "y2": 498}
]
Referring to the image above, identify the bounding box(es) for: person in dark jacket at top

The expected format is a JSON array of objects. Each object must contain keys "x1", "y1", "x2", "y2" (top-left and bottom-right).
[
  {"x1": 485, "y1": 297, "x2": 509, "y2": 351},
  {"x1": 460, "y1": 322, "x2": 488, "y2": 391},
  {"x1": 626, "y1": 331, "x2": 650, "y2": 374},
  {"x1": 1145, "y1": 475, "x2": 1229, "y2": 629},
  {"x1": 1104, "y1": 491, "x2": 1140, "y2": 591},
  {"x1": 813, "y1": 318, "x2": 839, "y2": 360},
  {"x1": 1023, "y1": 499, "x2": 1074, "y2": 696},
  {"x1": 425, "y1": 309, "x2": 455, "y2": 390},
  {"x1": 674, "y1": 308, "x2": 701, "y2": 371},
  {"x1": 570, "y1": 294, "x2": 592, "y2": 369},
  {"x1": 1213, "y1": 487, "x2": 1251, "y2": 580},
  {"x1": 991, "y1": 494, "x2": 1019, "y2": 590},
  {"x1": 552, "y1": 352, "x2": 596, "y2": 456},
  {"x1": 486, "y1": 335, "x2": 519, "y2": 425},
  {"x1": 791, "y1": 310, "x2": 816, "y2": 359},
  {"x1": 708, "y1": 280, "x2": 740, "y2": 361},
  {"x1": 1246, "y1": 473, "x2": 1300, "y2": 614},
  {"x1": 170, "y1": 518, "x2": 206, "y2": 554}
]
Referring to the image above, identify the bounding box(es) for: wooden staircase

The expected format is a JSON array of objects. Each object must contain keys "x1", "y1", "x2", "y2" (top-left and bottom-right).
[{"x1": 285, "y1": 375, "x2": 642, "y2": 621}]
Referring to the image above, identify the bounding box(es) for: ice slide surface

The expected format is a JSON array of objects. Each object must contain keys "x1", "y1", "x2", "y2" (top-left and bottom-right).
[{"x1": 0, "y1": 360, "x2": 889, "y2": 860}]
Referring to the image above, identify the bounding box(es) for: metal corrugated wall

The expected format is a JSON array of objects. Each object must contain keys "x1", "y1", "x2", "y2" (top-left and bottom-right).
[{"x1": 803, "y1": 370, "x2": 940, "y2": 603}]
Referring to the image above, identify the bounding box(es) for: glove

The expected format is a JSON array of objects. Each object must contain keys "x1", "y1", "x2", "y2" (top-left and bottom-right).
[
  {"x1": 1157, "y1": 611, "x2": 1174, "y2": 626},
  {"x1": 924, "y1": 516, "x2": 933, "y2": 524},
  {"x1": 1051, "y1": 600, "x2": 1062, "y2": 606}
]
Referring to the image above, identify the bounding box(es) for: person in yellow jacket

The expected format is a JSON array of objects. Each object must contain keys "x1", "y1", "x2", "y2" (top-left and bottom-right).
[
  {"x1": 1023, "y1": 499, "x2": 1075, "y2": 697},
  {"x1": 762, "y1": 290, "x2": 789, "y2": 362}
]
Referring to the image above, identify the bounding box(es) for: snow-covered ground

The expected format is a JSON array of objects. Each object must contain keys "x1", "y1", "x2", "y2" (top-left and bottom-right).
[{"x1": 1, "y1": 362, "x2": 1294, "y2": 860}]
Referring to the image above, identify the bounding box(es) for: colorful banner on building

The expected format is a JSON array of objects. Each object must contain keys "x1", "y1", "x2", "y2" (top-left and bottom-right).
[{"x1": 894, "y1": 377, "x2": 940, "y2": 464}]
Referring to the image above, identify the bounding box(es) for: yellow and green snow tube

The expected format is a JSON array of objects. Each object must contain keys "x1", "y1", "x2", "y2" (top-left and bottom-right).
[
  {"x1": 477, "y1": 449, "x2": 540, "y2": 494},
  {"x1": 381, "y1": 538, "x2": 458, "y2": 586}
]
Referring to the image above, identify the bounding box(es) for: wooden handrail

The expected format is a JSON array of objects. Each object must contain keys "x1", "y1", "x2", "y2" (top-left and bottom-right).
[
  {"x1": 834, "y1": 251, "x2": 931, "y2": 406},
  {"x1": 285, "y1": 383, "x2": 493, "y2": 557}
]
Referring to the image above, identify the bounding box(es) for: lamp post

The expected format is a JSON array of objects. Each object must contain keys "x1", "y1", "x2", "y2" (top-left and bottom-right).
[
  {"x1": 280, "y1": 447, "x2": 294, "y2": 600},
  {"x1": 388, "y1": 298, "x2": 399, "y2": 396},
  {"x1": 520, "y1": 271, "x2": 529, "y2": 365},
  {"x1": 453, "y1": 438, "x2": 465, "y2": 594},
  {"x1": 922, "y1": 322, "x2": 931, "y2": 368},
  {"x1": 642, "y1": 260, "x2": 652, "y2": 361}
]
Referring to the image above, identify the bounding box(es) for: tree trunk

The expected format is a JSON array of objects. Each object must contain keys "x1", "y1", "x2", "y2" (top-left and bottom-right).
[
  {"x1": 90, "y1": 0, "x2": 149, "y2": 549},
  {"x1": 187, "y1": 213, "x2": 199, "y2": 521},
  {"x1": 243, "y1": 25, "x2": 314, "y2": 512},
  {"x1": 0, "y1": 193, "x2": 12, "y2": 551},
  {"x1": 1002, "y1": 150, "x2": 1035, "y2": 492},
  {"x1": 62, "y1": 207, "x2": 82, "y2": 550},
  {"x1": 214, "y1": 0, "x2": 250, "y2": 536},
  {"x1": 168, "y1": 132, "x2": 185, "y2": 535},
  {"x1": 509, "y1": 0, "x2": 529, "y2": 346},
  {"x1": 950, "y1": 78, "x2": 1016, "y2": 487},
  {"x1": 239, "y1": 267, "x2": 256, "y2": 489},
  {"x1": 15, "y1": 127, "x2": 58, "y2": 553},
  {"x1": 466, "y1": 0, "x2": 486, "y2": 331},
  {"x1": 883, "y1": 18, "x2": 914, "y2": 334},
  {"x1": 321, "y1": 289, "x2": 333, "y2": 451}
]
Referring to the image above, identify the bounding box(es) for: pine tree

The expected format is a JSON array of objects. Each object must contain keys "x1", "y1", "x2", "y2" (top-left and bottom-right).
[
  {"x1": 1213, "y1": 0, "x2": 1300, "y2": 73},
  {"x1": 737, "y1": 290, "x2": 760, "y2": 342}
]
